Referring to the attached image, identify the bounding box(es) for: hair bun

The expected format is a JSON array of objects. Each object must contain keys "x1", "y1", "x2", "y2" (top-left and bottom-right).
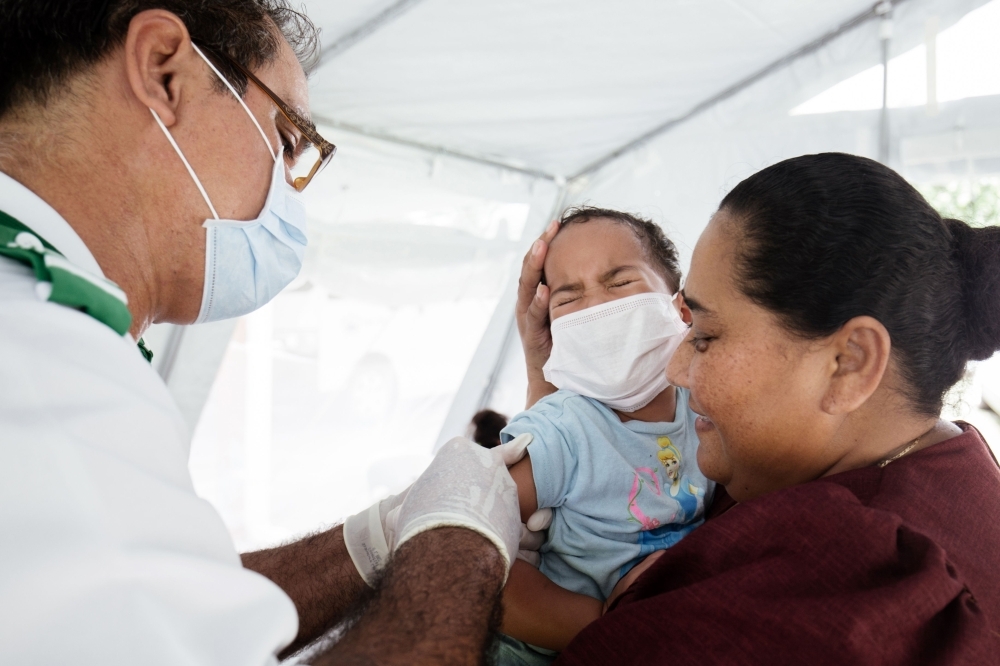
[{"x1": 947, "y1": 218, "x2": 1000, "y2": 361}]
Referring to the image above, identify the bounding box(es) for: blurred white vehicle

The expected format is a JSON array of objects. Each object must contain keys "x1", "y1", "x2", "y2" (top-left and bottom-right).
[{"x1": 273, "y1": 221, "x2": 519, "y2": 421}]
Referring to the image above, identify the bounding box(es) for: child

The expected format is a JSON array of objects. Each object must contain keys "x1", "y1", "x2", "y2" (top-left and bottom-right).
[{"x1": 495, "y1": 207, "x2": 714, "y2": 664}]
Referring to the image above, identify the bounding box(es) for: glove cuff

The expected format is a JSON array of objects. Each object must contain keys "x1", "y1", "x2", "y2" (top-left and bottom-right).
[
  {"x1": 344, "y1": 503, "x2": 390, "y2": 587},
  {"x1": 395, "y1": 513, "x2": 513, "y2": 584}
]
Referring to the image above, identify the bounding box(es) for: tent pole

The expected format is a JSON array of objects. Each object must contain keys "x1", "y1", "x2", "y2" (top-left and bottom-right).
[
  {"x1": 475, "y1": 185, "x2": 569, "y2": 413},
  {"x1": 313, "y1": 114, "x2": 559, "y2": 181},
  {"x1": 432, "y1": 183, "x2": 567, "y2": 452},
  {"x1": 316, "y1": 0, "x2": 427, "y2": 67},
  {"x1": 877, "y1": 2, "x2": 894, "y2": 164},
  {"x1": 156, "y1": 324, "x2": 186, "y2": 383}
]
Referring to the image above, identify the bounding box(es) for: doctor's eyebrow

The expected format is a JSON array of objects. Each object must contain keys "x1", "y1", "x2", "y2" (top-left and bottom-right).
[
  {"x1": 279, "y1": 106, "x2": 318, "y2": 136},
  {"x1": 297, "y1": 111, "x2": 318, "y2": 135}
]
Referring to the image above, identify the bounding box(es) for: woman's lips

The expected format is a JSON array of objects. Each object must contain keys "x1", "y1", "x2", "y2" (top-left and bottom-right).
[
  {"x1": 688, "y1": 397, "x2": 716, "y2": 433},
  {"x1": 694, "y1": 413, "x2": 716, "y2": 433}
]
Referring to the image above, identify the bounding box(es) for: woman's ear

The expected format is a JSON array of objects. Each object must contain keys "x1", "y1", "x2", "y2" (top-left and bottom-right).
[
  {"x1": 820, "y1": 316, "x2": 892, "y2": 415},
  {"x1": 123, "y1": 10, "x2": 194, "y2": 126}
]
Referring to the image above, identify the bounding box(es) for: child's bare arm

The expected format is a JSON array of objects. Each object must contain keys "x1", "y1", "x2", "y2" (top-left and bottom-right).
[
  {"x1": 503, "y1": 455, "x2": 603, "y2": 650},
  {"x1": 507, "y1": 454, "x2": 539, "y2": 523},
  {"x1": 501, "y1": 560, "x2": 602, "y2": 651}
]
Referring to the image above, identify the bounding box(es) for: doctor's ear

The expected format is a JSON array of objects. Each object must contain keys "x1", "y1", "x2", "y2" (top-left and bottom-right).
[
  {"x1": 820, "y1": 316, "x2": 892, "y2": 415},
  {"x1": 123, "y1": 10, "x2": 195, "y2": 126}
]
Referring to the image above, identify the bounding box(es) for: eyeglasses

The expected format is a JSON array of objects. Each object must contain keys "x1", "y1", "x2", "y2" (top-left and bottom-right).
[{"x1": 207, "y1": 47, "x2": 337, "y2": 192}]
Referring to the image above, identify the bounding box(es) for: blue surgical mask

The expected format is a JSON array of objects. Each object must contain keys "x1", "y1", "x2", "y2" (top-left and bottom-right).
[{"x1": 150, "y1": 44, "x2": 308, "y2": 323}]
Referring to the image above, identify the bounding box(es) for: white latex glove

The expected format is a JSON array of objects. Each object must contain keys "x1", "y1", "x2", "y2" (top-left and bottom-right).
[
  {"x1": 394, "y1": 437, "x2": 521, "y2": 580},
  {"x1": 496, "y1": 433, "x2": 552, "y2": 568},
  {"x1": 344, "y1": 488, "x2": 410, "y2": 586},
  {"x1": 344, "y1": 434, "x2": 553, "y2": 585}
]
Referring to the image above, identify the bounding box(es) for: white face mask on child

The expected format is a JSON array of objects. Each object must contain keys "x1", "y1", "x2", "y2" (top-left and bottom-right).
[{"x1": 542, "y1": 292, "x2": 688, "y2": 412}]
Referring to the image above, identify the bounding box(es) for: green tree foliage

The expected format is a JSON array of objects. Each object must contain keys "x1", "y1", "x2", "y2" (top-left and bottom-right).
[{"x1": 917, "y1": 179, "x2": 1000, "y2": 228}]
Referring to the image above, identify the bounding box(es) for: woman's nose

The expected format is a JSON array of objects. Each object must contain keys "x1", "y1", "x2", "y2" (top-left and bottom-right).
[{"x1": 667, "y1": 329, "x2": 694, "y2": 388}]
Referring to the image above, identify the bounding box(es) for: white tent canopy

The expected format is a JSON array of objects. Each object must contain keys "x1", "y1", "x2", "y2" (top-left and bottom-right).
[{"x1": 144, "y1": 0, "x2": 1000, "y2": 549}]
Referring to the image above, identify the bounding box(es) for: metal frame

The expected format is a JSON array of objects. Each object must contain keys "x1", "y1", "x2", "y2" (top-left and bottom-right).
[
  {"x1": 569, "y1": 0, "x2": 910, "y2": 181},
  {"x1": 317, "y1": 0, "x2": 429, "y2": 66},
  {"x1": 311, "y1": 0, "x2": 910, "y2": 186},
  {"x1": 313, "y1": 114, "x2": 560, "y2": 181}
]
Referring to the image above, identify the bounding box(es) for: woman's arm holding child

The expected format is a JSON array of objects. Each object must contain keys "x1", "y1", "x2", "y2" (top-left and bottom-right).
[
  {"x1": 517, "y1": 221, "x2": 561, "y2": 409},
  {"x1": 504, "y1": 456, "x2": 603, "y2": 650}
]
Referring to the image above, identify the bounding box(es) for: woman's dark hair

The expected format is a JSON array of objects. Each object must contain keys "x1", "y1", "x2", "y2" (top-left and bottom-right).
[
  {"x1": 0, "y1": 0, "x2": 319, "y2": 119},
  {"x1": 471, "y1": 409, "x2": 508, "y2": 450},
  {"x1": 720, "y1": 152, "x2": 1000, "y2": 415},
  {"x1": 560, "y1": 206, "x2": 682, "y2": 293}
]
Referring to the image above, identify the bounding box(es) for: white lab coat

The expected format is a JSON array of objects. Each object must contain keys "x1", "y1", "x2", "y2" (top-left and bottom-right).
[{"x1": 0, "y1": 171, "x2": 298, "y2": 664}]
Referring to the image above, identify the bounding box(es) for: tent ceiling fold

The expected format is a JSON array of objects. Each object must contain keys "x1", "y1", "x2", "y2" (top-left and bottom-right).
[{"x1": 308, "y1": 0, "x2": 890, "y2": 178}]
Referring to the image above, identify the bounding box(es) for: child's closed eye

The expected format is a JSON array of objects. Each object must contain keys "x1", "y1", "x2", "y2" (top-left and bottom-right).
[{"x1": 553, "y1": 295, "x2": 581, "y2": 309}]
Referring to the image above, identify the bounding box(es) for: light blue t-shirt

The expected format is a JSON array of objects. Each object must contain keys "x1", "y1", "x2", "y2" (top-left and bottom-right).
[{"x1": 500, "y1": 387, "x2": 713, "y2": 601}]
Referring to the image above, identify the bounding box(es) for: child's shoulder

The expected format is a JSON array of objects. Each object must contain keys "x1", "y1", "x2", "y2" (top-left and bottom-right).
[
  {"x1": 503, "y1": 389, "x2": 617, "y2": 434},
  {"x1": 529, "y1": 389, "x2": 615, "y2": 418},
  {"x1": 501, "y1": 390, "x2": 623, "y2": 453}
]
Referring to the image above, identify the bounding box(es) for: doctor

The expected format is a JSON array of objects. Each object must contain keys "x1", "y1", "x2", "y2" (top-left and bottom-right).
[{"x1": 0, "y1": 1, "x2": 527, "y2": 664}]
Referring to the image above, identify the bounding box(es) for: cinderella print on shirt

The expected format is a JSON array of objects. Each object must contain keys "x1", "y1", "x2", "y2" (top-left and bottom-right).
[{"x1": 621, "y1": 436, "x2": 706, "y2": 577}]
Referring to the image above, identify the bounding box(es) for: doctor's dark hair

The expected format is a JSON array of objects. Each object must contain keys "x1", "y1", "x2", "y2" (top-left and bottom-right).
[
  {"x1": 0, "y1": 0, "x2": 319, "y2": 119},
  {"x1": 560, "y1": 206, "x2": 682, "y2": 293},
  {"x1": 719, "y1": 152, "x2": 1000, "y2": 415}
]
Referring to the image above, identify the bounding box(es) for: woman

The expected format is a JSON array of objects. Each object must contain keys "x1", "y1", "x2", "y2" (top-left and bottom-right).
[{"x1": 515, "y1": 153, "x2": 1000, "y2": 664}]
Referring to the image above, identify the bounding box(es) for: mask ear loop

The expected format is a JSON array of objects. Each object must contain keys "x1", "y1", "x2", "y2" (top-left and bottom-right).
[
  {"x1": 150, "y1": 107, "x2": 220, "y2": 220},
  {"x1": 192, "y1": 43, "x2": 277, "y2": 161}
]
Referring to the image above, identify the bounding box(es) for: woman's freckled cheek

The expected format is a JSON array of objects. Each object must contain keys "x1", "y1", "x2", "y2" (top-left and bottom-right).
[{"x1": 693, "y1": 340, "x2": 771, "y2": 482}]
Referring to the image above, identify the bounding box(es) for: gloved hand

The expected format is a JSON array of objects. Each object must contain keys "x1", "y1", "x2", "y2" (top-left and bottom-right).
[
  {"x1": 344, "y1": 434, "x2": 552, "y2": 585},
  {"x1": 344, "y1": 487, "x2": 409, "y2": 586},
  {"x1": 496, "y1": 433, "x2": 552, "y2": 567},
  {"x1": 393, "y1": 437, "x2": 522, "y2": 581}
]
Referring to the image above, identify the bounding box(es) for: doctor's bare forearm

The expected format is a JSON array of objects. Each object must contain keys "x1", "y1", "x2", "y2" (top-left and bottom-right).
[
  {"x1": 313, "y1": 527, "x2": 505, "y2": 666},
  {"x1": 241, "y1": 524, "x2": 368, "y2": 658}
]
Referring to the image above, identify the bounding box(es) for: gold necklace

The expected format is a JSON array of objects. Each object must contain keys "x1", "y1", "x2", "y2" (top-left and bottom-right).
[{"x1": 876, "y1": 437, "x2": 921, "y2": 468}]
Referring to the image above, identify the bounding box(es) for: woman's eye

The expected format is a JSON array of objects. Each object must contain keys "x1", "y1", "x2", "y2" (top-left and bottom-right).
[
  {"x1": 690, "y1": 336, "x2": 713, "y2": 353},
  {"x1": 610, "y1": 280, "x2": 635, "y2": 288}
]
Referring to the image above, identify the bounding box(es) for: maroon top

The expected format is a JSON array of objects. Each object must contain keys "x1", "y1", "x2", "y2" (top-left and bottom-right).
[{"x1": 556, "y1": 425, "x2": 1000, "y2": 665}]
